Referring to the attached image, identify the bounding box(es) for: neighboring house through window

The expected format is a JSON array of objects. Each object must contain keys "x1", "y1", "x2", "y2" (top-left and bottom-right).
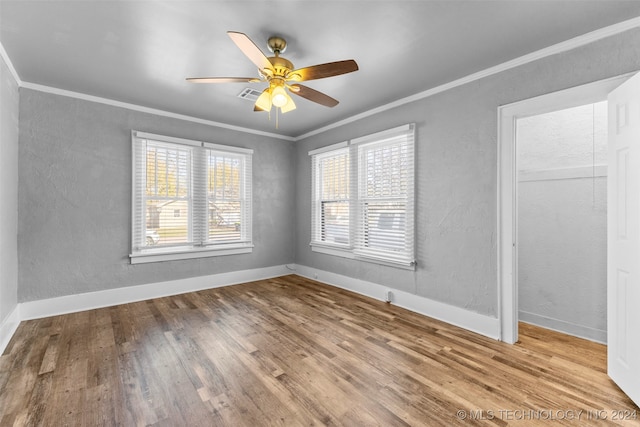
[
  {"x1": 310, "y1": 124, "x2": 415, "y2": 268},
  {"x1": 131, "y1": 131, "x2": 253, "y2": 264}
]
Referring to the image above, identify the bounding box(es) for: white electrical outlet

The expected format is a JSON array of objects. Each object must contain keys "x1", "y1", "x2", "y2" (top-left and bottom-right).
[{"x1": 385, "y1": 290, "x2": 393, "y2": 303}]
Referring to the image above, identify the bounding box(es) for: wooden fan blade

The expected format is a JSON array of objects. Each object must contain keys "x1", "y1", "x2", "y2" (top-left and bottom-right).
[
  {"x1": 186, "y1": 77, "x2": 260, "y2": 83},
  {"x1": 289, "y1": 84, "x2": 339, "y2": 107},
  {"x1": 227, "y1": 31, "x2": 274, "y2": 72},
  {"x1": 287, "y1": 60, "x2": 358, "y2": 82}
]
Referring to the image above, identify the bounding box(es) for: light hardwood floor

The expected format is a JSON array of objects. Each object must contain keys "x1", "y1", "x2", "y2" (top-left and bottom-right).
[{"x1": 1, "y1": 275, "x2": 638, "y2": 426}]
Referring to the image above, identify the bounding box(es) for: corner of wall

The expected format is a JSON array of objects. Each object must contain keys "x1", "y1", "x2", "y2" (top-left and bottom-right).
[
  {"x1": 292, "y1": 264, "x2": 501, "y2": 341},
  {"x1": 0, "y1": 41, "x2": 21, "y2": 354},
  {"x1": 0, "y1": 264, "x2": 292, "y2": 353},
  {"x1": 0, "y1": 306, "x2": 20, "y2": 355}
]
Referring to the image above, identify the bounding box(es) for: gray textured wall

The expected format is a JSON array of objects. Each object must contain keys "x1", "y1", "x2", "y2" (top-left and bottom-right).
[
  {"x1": 14, "y1": 27, "x2": 640, "y2": 321},
  {"x1": 518, "y1": 177, "x2": 607, "y2": 341},
  {"x1": 517, "y1": 103, "x2": 607, "y2": 341},
  {"x1": 18, "y1": 90, "x2": 295, "y2": 302},
  {"x1": 294, "y1": 28, "x2": 640, "y2": 319},
  {"x1": 0, "y1": 55, "x2": 19, "y2": 322}
]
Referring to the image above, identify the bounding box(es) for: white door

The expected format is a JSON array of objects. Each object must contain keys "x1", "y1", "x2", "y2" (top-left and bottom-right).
[{"x1": 608, "y1": 72, "x2": 640, "y2": 407}]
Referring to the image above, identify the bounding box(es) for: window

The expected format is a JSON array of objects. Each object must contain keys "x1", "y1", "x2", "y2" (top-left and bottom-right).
[
  {"x1": 131, "y1": 131, "x2": 252, "y2": 264},
  {"x1": 310, "y1": 124, "x2": 415, "y2": 268},
  {"x1": 311, "y1": 144, "x2": 351, "y2": 247}
]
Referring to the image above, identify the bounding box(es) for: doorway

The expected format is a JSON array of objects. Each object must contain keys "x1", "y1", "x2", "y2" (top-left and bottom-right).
[
  {"x1": 499, "y1": 71, "x2": 640, "y2": 408},
  {"x1": 516, "y1": 101, "x2": 607, "y2": 343},
  {"x1": 497, "y1": 73, "x2": 632, "y2": 344}
]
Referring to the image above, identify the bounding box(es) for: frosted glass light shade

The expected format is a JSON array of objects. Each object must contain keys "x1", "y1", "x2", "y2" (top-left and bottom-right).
[{"x1": 271, "y1": 85, "x2": 288, "y2": 107}]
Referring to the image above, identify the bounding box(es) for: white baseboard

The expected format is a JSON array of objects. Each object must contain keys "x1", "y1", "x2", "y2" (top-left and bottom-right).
[
  {"x1": 19, "y1": 265, "x2": 290, "y2": 321},
  {"x1": 0, "y1": 305, "x2": 20, "y2": 354},
  {"x1": 2, "y1": 263, "x2": 502, "y2": 355},
  {"x1": 1, "y1": 265, "x2": 291, "y2": 354},
  {"x1": 519, "y1": 310, "x2": 607, "y2": 344},
  {"x1": 293, "y1": 264, "x2": 501, "y2": 340}
]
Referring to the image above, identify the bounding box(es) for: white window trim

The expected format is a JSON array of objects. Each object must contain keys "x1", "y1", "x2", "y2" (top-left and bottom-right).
[
  {"x1": 308, "y1": 140, "x2": 349, "y2": 156},
  {"x1": 130, "y1": 244, "x2": 254, "y2": 264},
  {"x1": 310, "y1": 244, "x2": 417, "y2": 270},
  {"x1": 130, "y1": 131, "x2": 253, "y2": 264},
  {"x1": 309, "y1": 124, "x2": 416, "y2": 270},
  {"x1": 311, "y1": 244, "x2": 355, "y2": 260},
  {"x1": 310, "y1": 146, "x2": 351, "y2": 250},
  {"x1": 350, "y1": 123, "x2": 413, "y2": 146}
]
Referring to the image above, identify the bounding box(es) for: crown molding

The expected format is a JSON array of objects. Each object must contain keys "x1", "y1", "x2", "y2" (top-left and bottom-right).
[
  {"x1": 6, "y1": 16, "x2": 640, "y2": 142},
  {"x1": 19, "y1": 82, "x2": 296, "y2": 142},
  {"x1": 295, "y1": 16, "x2": 640, "y2": 140},
  {"x1": 0, "y1": 41, "x2": 22, "y2": 86}
]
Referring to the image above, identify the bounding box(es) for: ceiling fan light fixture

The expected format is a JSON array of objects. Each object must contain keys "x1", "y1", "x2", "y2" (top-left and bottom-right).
[
  {"x1": 255, "y1": 88, "x2": 272, "y2": 111},
  {"x1": 187, "y1": 31, "x2": 358, "y2": 126},
  {"x1": 271, "y1": 84, "x2": 289, "y2": 107},
  {"x1": 280, "y1": 93, "x2": 296, "y2": 113}
]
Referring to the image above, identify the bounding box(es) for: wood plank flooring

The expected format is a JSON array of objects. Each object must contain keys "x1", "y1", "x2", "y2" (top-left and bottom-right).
[{"x1": 1, "y1": 275, "x2": 638, "y2": 426}]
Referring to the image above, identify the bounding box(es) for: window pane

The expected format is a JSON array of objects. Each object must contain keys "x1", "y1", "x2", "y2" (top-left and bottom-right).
[
  {"x1": 354, "y1": 126, "x2": 415, "y2": 264},
  {"x1": 207, "y1": 152, "x2": 243, "y2": 242},
  {"x1": 363, "y1": 143, "x2": 410, "y2": 198},
  {"x1": 144, "y1": 142, "x2": 191, "y2": 248},
  {"x1": 146, "y1": 146, "x2": 189, "y2": 198},
  {"x1": 320, "y1": 153, "x2": 349, "y2": 200},
  {"x1": 321, "y1": 201, "x2": 349, "y2": 244},
  {"x1": 209, "y1": 201, "x2": 241, "y2": 241},
  {"x1": 314, "y1": 149, "x2": 350, "y2": 245},
  {"x1": 362, "y1": 202, "x2": 406, "y2": 252},
  {"x1": 145, "y1": 198, "x2": 189, "y2": 246},
  {"x1": 210, "y1": 156, "x2": 240, "y2": 199}
]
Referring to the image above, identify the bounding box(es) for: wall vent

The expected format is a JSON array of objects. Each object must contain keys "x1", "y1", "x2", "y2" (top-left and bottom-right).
[{"x1": 237, "y1": 87, "x2": 262, "y2": 102}]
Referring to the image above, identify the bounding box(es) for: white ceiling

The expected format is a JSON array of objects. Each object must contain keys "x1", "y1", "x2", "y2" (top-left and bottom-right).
[{"x1": 2, "y1": 1, "x2": 640, "y2": 138}]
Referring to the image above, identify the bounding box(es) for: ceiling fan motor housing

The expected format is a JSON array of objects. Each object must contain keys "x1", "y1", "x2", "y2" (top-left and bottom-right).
[
  {"x1": 268, "y1": 56, "x2": 294, "y2": 77},
  {"x1": 267, "y1": 36, "x2": 287, "y2": 54}
]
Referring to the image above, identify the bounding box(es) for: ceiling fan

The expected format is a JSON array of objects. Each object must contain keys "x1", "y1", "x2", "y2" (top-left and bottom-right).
[{"x1": 187, "y1": 31, "x2": 359, "y2": 117}]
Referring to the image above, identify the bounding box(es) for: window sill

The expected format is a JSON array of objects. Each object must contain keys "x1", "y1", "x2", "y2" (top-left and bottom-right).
[
  {"x1": 130, "y1": 244, "x2": 253, "y2": 264},
  {"x1": 310, "y1": 243, "x2": 416, "y2": 270},
  {"x1": 311, "y1": 244, "x2": 355, "y2": 260}
]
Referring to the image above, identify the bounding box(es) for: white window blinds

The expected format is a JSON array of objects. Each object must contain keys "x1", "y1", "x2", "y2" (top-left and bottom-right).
[
  {"x1": 311, "y1": 143, "x2": 350, "y2": 247},
  {"x1": 354, "y1": 126, "x2": 415, "y2": 265},
  {"x1": 309, "y1": 124, "x2": 415, "y2": 267},
  {"x1": 131, "y1": 132, "x2": 252, "y2": 262},
  {"x1": 203, "y1": 145, "x2": 252, "y2": 245}
]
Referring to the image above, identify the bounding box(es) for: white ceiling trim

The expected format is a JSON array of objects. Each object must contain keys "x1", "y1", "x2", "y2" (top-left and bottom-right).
[
  {"x1": 295, "y1": 15, "x2": 640, "y2": 140},
  {"x1": 18, "y1": 81, "x2": 296, "y2": 142},
  {"x1": 5, "y1": 15, "x2": 640, "y2": 142},
  {"x1": 0, "y1": 41, "x2": 22, "y2": 86}
]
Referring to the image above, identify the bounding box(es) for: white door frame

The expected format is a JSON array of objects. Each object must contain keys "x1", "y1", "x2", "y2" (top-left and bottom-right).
[{"x1": 497, "y1": 73, "x2": 634, "y2": 344}]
